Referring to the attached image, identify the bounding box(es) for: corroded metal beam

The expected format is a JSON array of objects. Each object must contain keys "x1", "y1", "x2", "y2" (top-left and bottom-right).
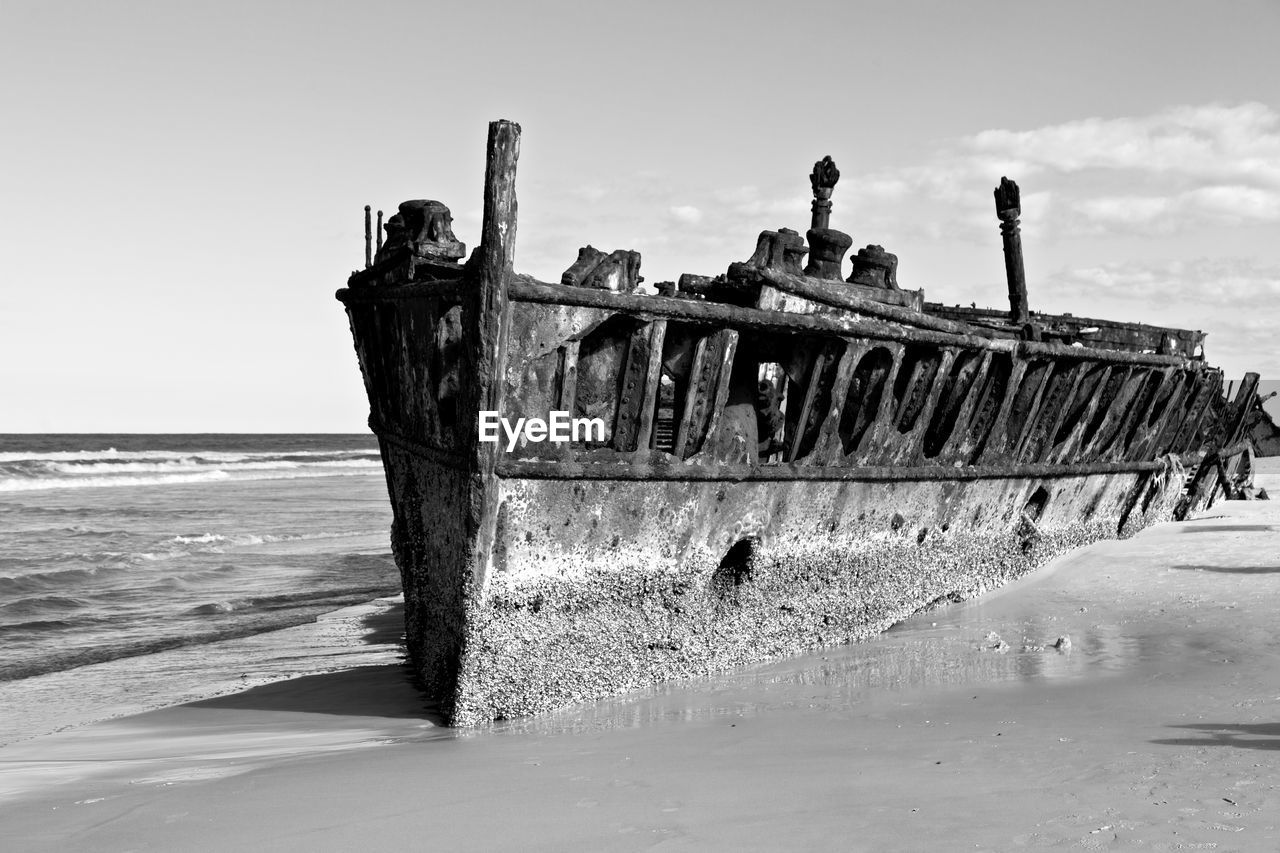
[
  {"x1": 505, "y1": 279, "x2": 1193, "y2": 368},
  {"x1": 612, "y1": 324, "x2": 654, "y2": 452},
  {"x1": 673, "y1": 330, "x2": 738, "y2": 458},
  {"x1": 741, "y1": 267, "x2": 980, "y2": 337},
  {"x1": 339, "y1": 276, "x2": 469, "y2": 302},
  {"x1": 1226, "y1": 372, "x2": 1261, "y2": 447},
  {"x1": 634, "y1": 320, "x2": 668, "y2": 452},
  {"x1": 556, "y1": 340, "x2": 579, "y2": 412},
  {"x1": 495, "y1": 458, "x2": 1166, "y2": 481}
]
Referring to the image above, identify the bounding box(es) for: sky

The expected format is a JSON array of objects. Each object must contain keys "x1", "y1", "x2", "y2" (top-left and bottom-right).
[{"x1": 2, "y1": 0, "x2": 1278, "y2": 432}]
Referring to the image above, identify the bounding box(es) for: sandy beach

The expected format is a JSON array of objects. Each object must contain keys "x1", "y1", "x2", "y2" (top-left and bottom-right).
[{"x1": 3, "y1": 470, "x2": 1279, "y2": 851}]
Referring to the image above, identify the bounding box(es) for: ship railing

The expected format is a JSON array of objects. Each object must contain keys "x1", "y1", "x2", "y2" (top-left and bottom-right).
[{"x1": 499, "y1": 277, "x2": 1220, "y2": 478}]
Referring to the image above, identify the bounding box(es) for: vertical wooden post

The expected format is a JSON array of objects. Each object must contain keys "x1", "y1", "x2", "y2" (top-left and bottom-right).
[
  {"x1": 364, "y1": 205, "x2": 373, "y2": 269},
  {"x1": 994, "y1": 178, "x2": 1029, "y2": 326},
  {"x1": 475, "y1": 120, "x2": 521, "y2": 418},
  {"x1": 466, "y1": 119, "x2": 521, "y2": 599}
]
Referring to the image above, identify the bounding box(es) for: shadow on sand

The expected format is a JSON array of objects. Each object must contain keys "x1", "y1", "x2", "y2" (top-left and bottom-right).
[
  {"x1": 359, "y1": 599, "x2": 408, "y2": 645},
  {"x1": 184, "y1": 599, "x2": 444, "y2": 724},
  {"x1": 185, "y1": 663, "x2": 445, "y2": 724},
  {"x1": 1152, "y1": 722, "x2": 1280, "y2": 750},
  {"x1": 1176, "y1": 525, "x2": 1275, "y2": 534},
  {"x1": 1171, "y1": 564, "x2": 1280, "y2": 574}
]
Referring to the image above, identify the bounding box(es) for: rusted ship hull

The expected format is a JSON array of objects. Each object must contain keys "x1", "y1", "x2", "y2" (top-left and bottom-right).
[
  {"x1": 385, "y1": 451, "x2": 1182, "y2": 723},
  {"x1": 339, "y1": 121, "x2": 1222, "y2": 725}
]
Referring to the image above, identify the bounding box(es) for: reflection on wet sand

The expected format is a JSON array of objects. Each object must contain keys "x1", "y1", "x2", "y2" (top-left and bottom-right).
[{"x1": 491, "y1": 602, "x2": 1176, "y2": 737}]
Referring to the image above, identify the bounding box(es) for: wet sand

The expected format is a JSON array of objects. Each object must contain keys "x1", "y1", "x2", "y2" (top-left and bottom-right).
[{"x1": 3, "y1": 475, "x2": 1279, "y2": 850}]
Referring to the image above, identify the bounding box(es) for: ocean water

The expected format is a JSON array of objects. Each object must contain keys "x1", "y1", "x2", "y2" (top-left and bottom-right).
[{"x1": 0, "y1": 435, "x2": 400, "y2": 743}]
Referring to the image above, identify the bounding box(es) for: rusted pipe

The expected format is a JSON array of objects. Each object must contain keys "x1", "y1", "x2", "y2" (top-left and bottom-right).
[
  {"x1": 364, "y1": 205, "x2": 373, "y2": 269},
  {"x1": 994, "y1": 178, "x2": 1029, "y2": 326}
]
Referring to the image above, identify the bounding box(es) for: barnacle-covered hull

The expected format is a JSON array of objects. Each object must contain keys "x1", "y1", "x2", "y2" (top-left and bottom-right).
[
  {"x1": 447, "y1": 468, "x2": 1179, "y2": 722},
  {"x1": 339, "y1": 121, "x2": 1229, "y2": 725}
]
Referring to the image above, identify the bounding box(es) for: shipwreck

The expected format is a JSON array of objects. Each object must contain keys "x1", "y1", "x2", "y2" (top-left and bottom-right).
[{"x1": 338, "y1": 120, "x2": 1255, "y2": 725}]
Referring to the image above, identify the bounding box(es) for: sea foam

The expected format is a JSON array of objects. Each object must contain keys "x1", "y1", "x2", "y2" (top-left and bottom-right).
[{"x1": 0, "y1": 462, "x2": 382, "y2": 492}]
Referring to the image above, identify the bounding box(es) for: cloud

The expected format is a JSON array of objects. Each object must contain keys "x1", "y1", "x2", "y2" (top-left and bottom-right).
[
  {"x1": 957, "y1": 103, "x2": 1280, "y2": 237},
  {"x1": 571, "y1": 183, "x2": 608, "y2": 203},
  {"x1": 965, "y1": 102, "x2": 1280, "y2": 187},
  {"x1": 1068, "y1": 196, "x2": 1173, "y2": 230},
  {"x1": 1046, "y1": 257, "x2": 1280, "y2": 377},
  {"x1": 1049, "y1": 257, "x2": 1280, "y2": 304},
  {"x1": 1183, "y1": 185, "x2": 1280, "y2": 221},
  {"x1": 1196, "y1": 314, "x2": 1280, "y2": 379},
  {"x1": 668, "y1": 205, "x2": 703, "y2": 225},
  {"x1": 1061, "y1": 185, "x2": 1280, "y2": 235},
  {"x1": 823, "y1": 102, "x2": 1280, "y2": 241}
]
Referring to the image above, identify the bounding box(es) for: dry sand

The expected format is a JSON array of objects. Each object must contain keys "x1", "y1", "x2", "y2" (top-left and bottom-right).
[{"x1": 3, "y1": 474, "x2": 1280, "y2": 851}]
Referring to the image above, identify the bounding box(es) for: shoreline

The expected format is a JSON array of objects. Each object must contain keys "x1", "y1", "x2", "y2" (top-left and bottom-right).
[
  {"x1": 3, "y1": 471, "x2": 1279, "y2": 848},
  {"x1": 0, "y1": 593, "x2": 409, "y2": 748}
]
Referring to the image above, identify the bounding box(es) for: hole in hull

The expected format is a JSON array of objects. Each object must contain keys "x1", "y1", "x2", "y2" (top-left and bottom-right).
[
  {"x1": 713, "y1": 538, "x2": 758, "y2": 596},
  {"x1": 1018, "y1": 486, "x2": 1050, "y2": 554}
]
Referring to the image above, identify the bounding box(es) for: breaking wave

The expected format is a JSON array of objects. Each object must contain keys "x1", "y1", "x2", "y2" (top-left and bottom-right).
[
  {"x1": 0, "y1": 449, "x2": 383, "y2": 493},
  {"x1": 0, "y1": 448, "x2": 376, "y2": 463},
  {"x1": 168, "y1": 530, "x2": 381, "y2": 546}
]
